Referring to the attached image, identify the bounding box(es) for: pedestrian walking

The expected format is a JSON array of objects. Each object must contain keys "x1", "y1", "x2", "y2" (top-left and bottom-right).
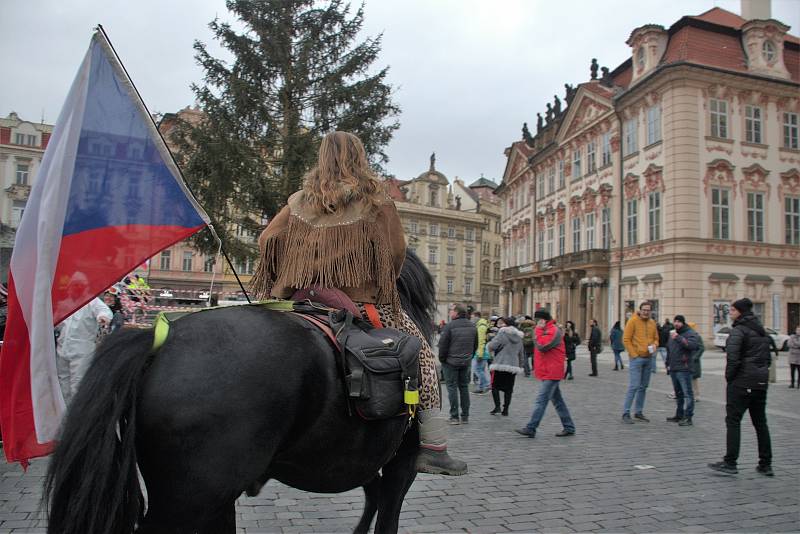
[
  {"x1": 665, "y1": 315, "x2": 700, "y2": 426},
  {"x1": 55, "y1": 296, "x2": 112, "y2": 406},
  {"x1": 709, "y1": 298, "x2": 774, "y2": 476},
  {"x1": 438, "y1": 302, "x2": 478, "y2": 425},
  {"x1": 588, "y1": 319, "x2": 601, "y2": 376},
  {"x1": 788, "y1": 326, "x2": 800, "y2": 389},
  {"x1": 610, "y1": 321, "x2": 625, "y2": 371},
  {"x1": 515, "y1": 309, "x2": 576, "y2": 438},
  {"x1": 563, "y1": 320, "x2": 579, "y2": 380},
  {"x1": 519, "y1": 316, "x2": 535, "y2": 377},
  {"x1": 471, "y1": 311, "x2": 491, "y2": 394},
  {"x1": 487, "y1": 317, "x2": 525, "y2": 416},
  {"x1": 621, "y1": 301, "x2": 659, "y2": 424}
]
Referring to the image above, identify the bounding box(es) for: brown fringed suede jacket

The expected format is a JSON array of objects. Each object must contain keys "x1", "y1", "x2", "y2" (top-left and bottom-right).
[{"x1": 252, "y1": 191, "x2": 406, "y2": 307}]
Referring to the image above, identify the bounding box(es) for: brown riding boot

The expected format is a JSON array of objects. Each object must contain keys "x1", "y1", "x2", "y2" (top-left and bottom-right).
[{"x1": 415, "y1": 409, "x2": 468, "y2": 476}]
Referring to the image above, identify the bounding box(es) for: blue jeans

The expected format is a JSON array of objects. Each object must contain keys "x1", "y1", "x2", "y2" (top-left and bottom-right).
[
  {"x1": 524, "y1": 380, "x2": 575, "y2": 435},
  {"x1": 613, "y1": 350, "x2": 624, "y2": 369},
  {"x1": 474, "y1": 358, "x2": 490, "y2": 391},
  {"x1": 622, "y1": 356, "x2": 653, "y2": 415},
  {"x1": 442, "y1": 363, "x2": 470, "y2": 419},
  {"x1": 670, "y1": 370, "x2": 694, "y2": 418}
]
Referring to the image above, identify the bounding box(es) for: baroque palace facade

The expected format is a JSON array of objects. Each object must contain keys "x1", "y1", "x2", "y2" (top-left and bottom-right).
[
  {"x1": 387, "y1": 156, "x2": 502, "y2": 321},
  {"x1": 498, "y1": 5, "x2": 800, "y2": 341}
]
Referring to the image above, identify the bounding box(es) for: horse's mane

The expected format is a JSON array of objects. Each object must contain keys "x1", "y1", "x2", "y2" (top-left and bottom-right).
[{"x1": 396, "y1": 248, "x2": 436, "y2": 343}]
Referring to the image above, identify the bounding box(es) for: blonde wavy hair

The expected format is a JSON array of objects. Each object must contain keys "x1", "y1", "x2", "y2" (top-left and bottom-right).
[{"x1": 302, "y1": 131, "x2": 385, "y2": 214}]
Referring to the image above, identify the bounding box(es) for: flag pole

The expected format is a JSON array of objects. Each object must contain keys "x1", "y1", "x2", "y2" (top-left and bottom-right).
[{"x1": 95, "y1": 24, "x2": 251, "y2": 304}]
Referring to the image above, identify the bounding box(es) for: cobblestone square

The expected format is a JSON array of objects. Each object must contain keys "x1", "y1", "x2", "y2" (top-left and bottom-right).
[{"x1": 1, "y1": 348, "x2": 798, "y2": 533}]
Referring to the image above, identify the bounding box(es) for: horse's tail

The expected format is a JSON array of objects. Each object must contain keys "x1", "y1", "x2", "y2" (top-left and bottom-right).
[{"x1": 44, "y1": 328, "x2": 153, "y2": 534}]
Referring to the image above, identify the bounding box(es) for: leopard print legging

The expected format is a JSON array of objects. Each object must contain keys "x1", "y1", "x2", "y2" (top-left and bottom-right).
[{"x1": 356, "y1": 303, "x2": 440, "y2": 411}]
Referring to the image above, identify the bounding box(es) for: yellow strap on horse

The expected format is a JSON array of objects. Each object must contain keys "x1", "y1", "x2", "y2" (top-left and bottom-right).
[{"x1": 152, "y1": 312, "x2": 170, "y2": 352}]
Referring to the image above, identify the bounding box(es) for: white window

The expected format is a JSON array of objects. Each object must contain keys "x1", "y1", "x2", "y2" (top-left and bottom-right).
[
  {"x1": 447, "y1": 278, "x2": 454, "y2": 294},
  {"x1": 636, "y1": 47, "x2": 645, "y2": 70},
  {"x1": 786, "y1": 197, "x2": 800, "y2": 245},
  {"x1": 15, "y1": 164, "x2": 29, "y2": 185},
  {"x1": 538, "y1": 230, "x2": 544, "y2": 261},
  {"x1": 586, "y1": 212, "x2": 595, "y2": 249},
  {"x1": 623, "y1": 118, "x2": 638, "y2": 156},
  {"x1": 601, "y1": 207, "x2": 611, "y2": 248},
  {"x1": 27, "y1": 134, "x2": 36, "y2": 146},
  {"x1": 447, "y1": 248, "x2": 455, "y2": 265},
  {"x1": 745, "y1": 105, "x2": 762, "y2": 144},
  {"x1": 648, "y1": 191, "x2": 661, "y2": 241},
  {"x1": 586, "y1": 141, "x2": 596, "y2": 173},
  {"x1": 762, "y1": 40, "x2": 776, "y2": 62},
  {"x1": 646, "y1": 105, "x2": 661, "y2": 145},
  {"x1": 753, "y1": 302, "x2": 766, "y2": 324},
  {"x1": 747, "y1": 192, "x2": 765, "y2": 242},
  {"x1": 11, "y1": 200, "x2": 25, "y2": 227},
  {"x1": 160, "y1": 250, "x2": 171, "y2": 270},
  {"x1": 182, "y1": 251, "x2": 193, "y2": 272},
  {"x1": 572, "y1": 149, "x2": 582, "y2": 178},
  {"x1": 572, "y1": 217, "x2": 581, "y2": 252},
  {"x1": 627, "y1": 199, "x2": 638, "y2": 246},
  {"x1": 14, "y1": 133, "x2": 24, "y2": 145},
  {"x1": 558, "y1": 223, "x2": 565, "y2": 256},
  {"x1": 537, "y1": 174, "x2": 545, "y2": 198},
  {"x1": 712, "y1": 188, "x2": 730, "y2": 240},
  {"x1": 601, "y1": 132, "x2": 612, "y2": 167},
  {"x1": 409, "y1": 220, "x2": 417, "y2": 234},
  {"x1": 429, "y1": 223, "x2": 439, "y2": 237},
  {"x1": 466, "y1": 228, "x2": 474, "y2": 241},
  {"x1": 428, "y1": 246, "x2": 438, "y2": 264},
  {"x1": 548, "y1": 166, "x2": 555, "y2": 194},
  {"x1": 557, "y1": 160, "x2": 565, "y2": 189},
  {"x1": 710, "y1": 98, "x2": 728, "y2": 138},
  {"x1": 204, "y1": 257, "x2": 215, "y2": 273},
  {"x1": 448, "y1": 226, "x2": 455, "y2": 238},
  {"x1": 465, "y1": 278, "x2": 472, "y2": 295},
  {"x1": 784, "y1": 112, "x2": 798, "y2": 149},
  {"x1": 465, "y1": 249, "x2": 474, "y2": 267},
  {"x1": 547, "y1": 227, "x2": 554, "y2": 259}
]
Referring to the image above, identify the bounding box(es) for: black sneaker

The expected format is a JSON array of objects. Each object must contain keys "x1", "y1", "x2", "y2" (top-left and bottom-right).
[
  {"x1": 634, "y1": 413, "x2": 650, "y2": 422},
  {"x1": 666, "y1": 416, "x2": 682, "y2": 422},
  {"x1": 678, "y1": 417, "x2": 693, "y2": 426},
  {"x1": 756, "y1": 465, "x2": 774, "y2": 477},
  {"x1": 461, "y1": 417, "x2": 469, "y2": 424},
  {"x1": 708, "y1": 461, "x2": 737, "y2": 475},
  {"x1": 515, "y1": 427, "x2": 536, "y2": 438},
  {"x1": 449, "y1": 417, "x2": 460, "y2": 425},
  {"x1": 621, "y1": 414, "x2": 634, "y2": 424},
  {"x1": 555, "y1": 430, "x2": 575, "y2": 437}
]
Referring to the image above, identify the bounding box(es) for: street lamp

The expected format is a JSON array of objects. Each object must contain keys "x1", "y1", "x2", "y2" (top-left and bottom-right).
[{"x1": 580, "y1": 276, "x2": 604, "y2": 327}]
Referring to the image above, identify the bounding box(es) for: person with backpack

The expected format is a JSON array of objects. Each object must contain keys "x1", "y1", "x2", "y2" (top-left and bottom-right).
[{"x1": 519, "y1": 316, "x2": 536, "y2": 377}]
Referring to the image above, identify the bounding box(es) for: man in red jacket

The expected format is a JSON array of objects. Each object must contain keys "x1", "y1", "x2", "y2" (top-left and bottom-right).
[{"x1": 516, "y1": 309, "x2": 576, "y2": 438}]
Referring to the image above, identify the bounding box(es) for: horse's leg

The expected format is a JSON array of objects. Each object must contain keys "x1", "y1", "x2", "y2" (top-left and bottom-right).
[
  {"x1": 354, "y1": 475, "x2": 381, "y2": 534},
  {"x1": 373, "y1": 430, "x2": 419, "y2": 534}
]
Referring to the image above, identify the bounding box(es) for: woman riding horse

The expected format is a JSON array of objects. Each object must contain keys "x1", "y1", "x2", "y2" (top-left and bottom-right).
[{"x1": 252, "y1": 130, "x2": 467, "y2": 476}]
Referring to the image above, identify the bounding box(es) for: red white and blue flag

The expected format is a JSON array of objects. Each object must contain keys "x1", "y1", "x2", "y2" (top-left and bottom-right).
[{"x1": 0, "y1": 29, "x2": 210, "y2": 466}]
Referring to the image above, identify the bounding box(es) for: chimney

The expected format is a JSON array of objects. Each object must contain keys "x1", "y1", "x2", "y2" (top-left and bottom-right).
[{"x1": 741, "y1": 0, "x2": 771, "y2": 20}]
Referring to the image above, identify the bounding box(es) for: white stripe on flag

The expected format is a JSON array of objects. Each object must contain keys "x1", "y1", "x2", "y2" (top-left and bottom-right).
[{"x1": 11, "y1": 46, "x2": 93, "y2": 443}]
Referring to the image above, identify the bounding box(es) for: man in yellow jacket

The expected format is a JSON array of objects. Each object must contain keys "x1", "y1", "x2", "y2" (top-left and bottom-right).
[{"x1": 621, "y1": 301, "x2": 659, "y2": 424}]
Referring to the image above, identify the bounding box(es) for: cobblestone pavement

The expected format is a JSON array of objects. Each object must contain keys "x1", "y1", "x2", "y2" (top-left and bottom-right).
[{"x1": 2, "y1": 348, "x2": 798, "y2": 533}]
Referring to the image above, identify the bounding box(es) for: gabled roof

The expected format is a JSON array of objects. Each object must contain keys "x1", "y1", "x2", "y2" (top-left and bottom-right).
[
  {"x1": 555, "y1": 84, "x2": 614, "y2": 144},
  {"x1": 469, "y1": 176, "x2": 499, "y2": 190}
]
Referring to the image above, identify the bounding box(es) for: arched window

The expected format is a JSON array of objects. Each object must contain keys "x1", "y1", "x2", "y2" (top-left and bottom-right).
[{"x1": 762, "y1": 40, "x2": 776, "y2": 63}]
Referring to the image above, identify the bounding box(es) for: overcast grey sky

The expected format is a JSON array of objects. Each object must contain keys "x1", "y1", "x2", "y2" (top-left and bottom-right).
[{"x1": 2, "y1": 1, "x2": 799, "y2": 184}]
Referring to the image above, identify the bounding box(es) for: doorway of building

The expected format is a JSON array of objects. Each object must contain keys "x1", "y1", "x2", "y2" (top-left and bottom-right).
[{"x1": 788, "y1": 303, "x2": 799, "y2": 333}]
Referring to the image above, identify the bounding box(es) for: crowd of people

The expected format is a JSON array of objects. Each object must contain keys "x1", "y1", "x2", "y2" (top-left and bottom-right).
[{"x1": 436, "y1": 296, "x2": 795, "y2": 477}]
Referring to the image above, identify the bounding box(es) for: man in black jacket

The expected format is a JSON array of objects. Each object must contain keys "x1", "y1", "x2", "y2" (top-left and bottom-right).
[
  {"x1": 588, "y1": 319, "x2": 601, "y2": 376},
  {"x1": 709, "y1": 298, "x2": 774, "y2": 476},
  {"x1": 438, "y1": 303, "x2": 478, "y2": 424},
  {"x1": 665, "y1": 315, "x2": 700, "y2": 426}
]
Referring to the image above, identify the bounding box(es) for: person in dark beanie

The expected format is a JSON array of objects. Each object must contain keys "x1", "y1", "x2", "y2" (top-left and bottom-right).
[
  {"x1": 516, "y1": 309, "x2": 575, "y2": 438},
  {"x1": 709, "y1": 298, "x2": 774, "y2": 476},
  {"x1": 587, "y1": 319, "x2": 602, "y2": 376},
  {"x1": 438, "y1": 303, "x2": 478, "y2": 425},
  {"x1": 665, "y1": 315, "x2": 700, "y2": 426},
  {"x1": 487, "y1": 316, "x2": 525, "y2": 415}
]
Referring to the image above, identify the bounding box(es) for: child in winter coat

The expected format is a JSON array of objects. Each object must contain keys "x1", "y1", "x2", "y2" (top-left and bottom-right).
[{"x1": 487, "y1": 316, "x2": 525, "y2": 416}]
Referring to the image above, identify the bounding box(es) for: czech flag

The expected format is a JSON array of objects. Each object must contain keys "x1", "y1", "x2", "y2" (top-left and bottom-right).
[{"x1": 0, "y1": 29, "x2": 210, "y2": 466}]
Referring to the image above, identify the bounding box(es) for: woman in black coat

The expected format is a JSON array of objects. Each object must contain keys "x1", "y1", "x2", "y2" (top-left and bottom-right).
[{"x1": 563, "y1": 320, "x2": 580, "y2": 380}]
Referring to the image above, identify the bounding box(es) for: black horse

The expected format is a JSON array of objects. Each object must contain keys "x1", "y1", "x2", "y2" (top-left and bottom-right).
[{"x1": 44, "y1": 249, "x2": 436, "y2": 534}]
